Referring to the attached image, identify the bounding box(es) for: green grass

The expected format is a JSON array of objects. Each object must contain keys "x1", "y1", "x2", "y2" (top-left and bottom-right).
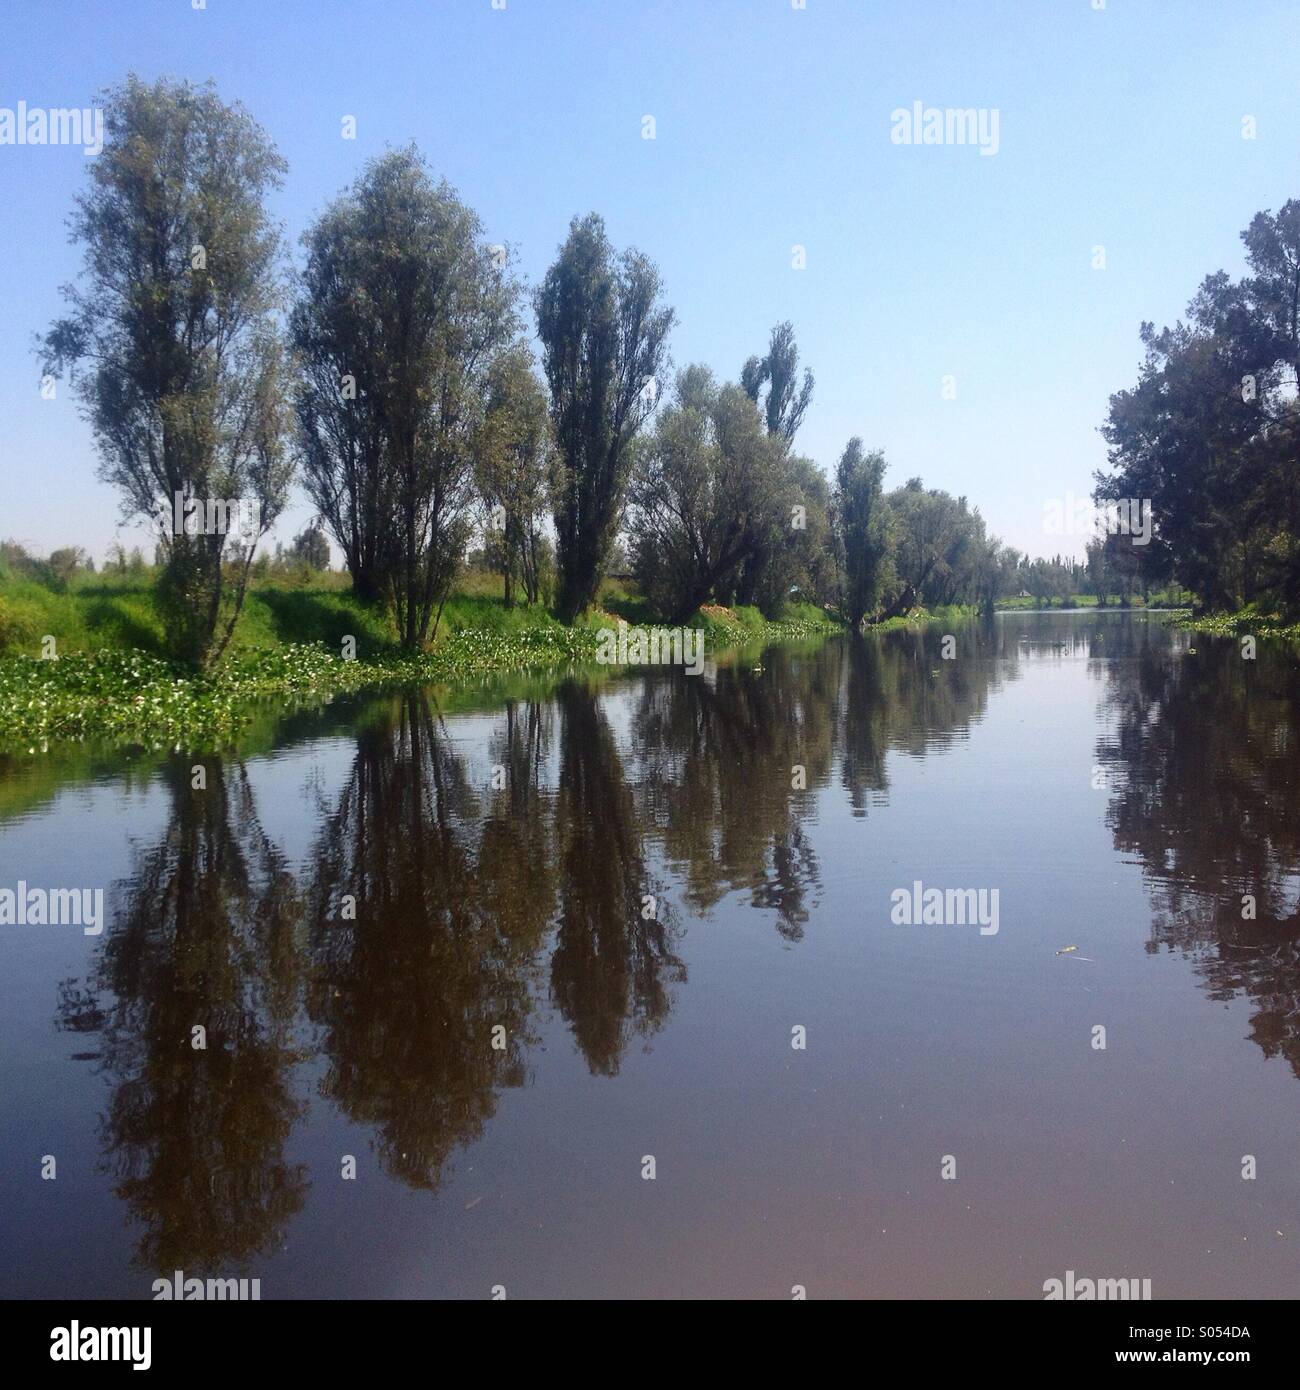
[
  {"x1": 691, "y1": 600, "x2": 841, "y2": 643},
  {"x1": 0, "y1": 572, "x2": 165, "y2": 655}
]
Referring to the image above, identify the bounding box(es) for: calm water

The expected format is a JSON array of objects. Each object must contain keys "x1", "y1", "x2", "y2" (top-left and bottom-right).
[{"x1": 3, "y1": 611, "x2": 1299, "y2": 1300}]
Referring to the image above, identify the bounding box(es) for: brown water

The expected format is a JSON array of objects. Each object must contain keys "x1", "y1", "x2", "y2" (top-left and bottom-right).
[{"x1": 3, "y1": 610, "x2": 1299, "y2": 1300}]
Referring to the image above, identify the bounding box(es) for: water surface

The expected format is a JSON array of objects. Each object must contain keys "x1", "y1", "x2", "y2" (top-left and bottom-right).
[{"x1": 3, "y1": 611, "x2": 1299, "y2": 1299}]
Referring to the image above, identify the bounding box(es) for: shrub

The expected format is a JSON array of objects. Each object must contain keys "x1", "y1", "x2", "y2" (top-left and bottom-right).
[{"x1": 0, "y1": 595, "x2": 44, "y2": 653}]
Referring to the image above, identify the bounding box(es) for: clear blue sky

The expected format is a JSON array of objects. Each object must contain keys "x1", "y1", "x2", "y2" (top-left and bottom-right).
[{"x1": 2, "y1": 0, "x2": 1298, "y2": 563}]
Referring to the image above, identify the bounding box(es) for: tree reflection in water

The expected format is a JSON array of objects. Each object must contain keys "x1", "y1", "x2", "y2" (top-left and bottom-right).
[
  {"x1": 51, "y1": 616, "x2": 1300, "y2": 1281},
  {"x1": 58, "y1": 757, "x2": 307, "y2": 1273},
  {"x1": 1097, "y1": 630, "x2": 1300, "y2": 1076}
]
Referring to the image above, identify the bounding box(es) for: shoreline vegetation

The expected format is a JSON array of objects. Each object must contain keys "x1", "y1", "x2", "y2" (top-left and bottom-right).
[
  {"x1": 6, "y1": 563, "x2": 1278, "y2": 753},
  {"x1": 1172, "y1": 608, "x2": 1300, "y2": 642},
  {"x1": 2, "y1": 569, "x2": 1290, "y2": 756},
  {"x1": 4, "y1": 555, "x2": 1289, "y2": 752},
  {"x1": 0, "y1": 568, "x2": 844, "y2": 748}
]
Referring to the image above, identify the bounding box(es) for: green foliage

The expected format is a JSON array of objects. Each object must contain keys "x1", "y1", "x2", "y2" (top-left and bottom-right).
[
  {"x1": 741, "y1": 321, "x2": 814, "y2": 443},
  {"x1": 1098, "y1": 199, "x2": 1300, "y2": 615},
  {"x1": 288, "y1": 524, "x2": 331, "y2": 571},
  {"x1": 629, "y1": 367, "x2": 792, "y2": 623},
  {"x1": 835, "y1": 437, "x2": 891, "y2": 626},
  {"x1": 535, "y1": 213, "x2": 675, "y2": 622},
  {"x1": 0, "y1": 629, "x2": 605, "y2": 748},
  {"x1": 0, "y1": 594, "x2": 45, "y2": 652},
  {"x1": 474, "y1": 345, "x2": 553, "y2": 606},
  {"x1": 40, "y1": 76, "x2": 292, "y2": 670},
  {"x1": 292, "y1": 147, "x2": 519, "y2": 645},
  {"x1": 0, "y1": 563, "x2": 843, "y2": 746}
]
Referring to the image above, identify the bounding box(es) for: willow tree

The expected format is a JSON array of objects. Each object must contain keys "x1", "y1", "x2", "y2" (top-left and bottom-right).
[
  {"x1": 40, "y1": 77, "x2": 292, "y2": 669},
  {"x1": 835, "y1": 437, "x2": 892, "y2": 627},
  {"x1": 473, "y1": 346, "x2": 553, "y2": 607},
  {"x1": 535, "y1": 214, "x2": 674, "y2": 622},
  {"x1": 741, "y1": 321, "x2": 814, "y2": 444},
  {"x1": 735, "y1": 320, "x2": 816, "y2": 608},
  {"x1": 293, "y1": 149, "x2": 517, "y2": 645},
  {"x1": 629, "y1": 366, "x2": 788, "y2": 623},
  {"x1": 291, "y1": 192, "x2": 390, "y2": 602}
]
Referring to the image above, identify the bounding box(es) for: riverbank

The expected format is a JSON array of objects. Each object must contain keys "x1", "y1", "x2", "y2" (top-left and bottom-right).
[
  {"x1": 0, "y1": 572, "x2": 842, "y2": 748},
  {"x1": 994, "y1": 591, "x2": 1188, "y2": 611}
]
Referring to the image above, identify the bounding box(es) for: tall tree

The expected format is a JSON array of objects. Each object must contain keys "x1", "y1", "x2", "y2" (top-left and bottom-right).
[
  {"x1": 293, "y1": 149, "x2": 517, "y2": 646},
  {"x1": 734, "y1": 321, "x2": 817, "y2": 608},
  {"x1": 741, "y1": 321, "x2": 815, "y2": 444},
  {"x1": 834, "y1": 438, "x2": 892, "y2": 627},
  {"x1": 1098, "y1": 200, "x2": 1300, "y2": 614},
  {"x1": 40, "y1": 77, "x2": 291, "y2": 668},
  {"x1": 474, "y1": 346, "x2": 553, "y2": 606},
  {"x1": 291, "y1": 188, "x2": 391, "y2": 602},
  {"x1": 535, "y1": 213, "x2": 674, "y2": 622}
]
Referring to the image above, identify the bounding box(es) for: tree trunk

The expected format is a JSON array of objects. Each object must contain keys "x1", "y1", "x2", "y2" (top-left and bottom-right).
[{"x1": 876, "y1": 583, "x2": 917, "y2": 623}]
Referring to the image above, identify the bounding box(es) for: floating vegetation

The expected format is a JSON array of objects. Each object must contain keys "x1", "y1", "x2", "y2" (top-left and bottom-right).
[
  {"x1": 0, "y1": 629, "x2": 604, "y2": 749},
  {"x1": 0, "y1": 610, "x2": 840, "y2": 751}
]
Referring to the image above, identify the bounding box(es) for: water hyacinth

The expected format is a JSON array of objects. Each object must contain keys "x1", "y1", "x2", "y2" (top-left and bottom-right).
[{"x1": 0, "y1": 612, "x2": 840, "y2": 751}]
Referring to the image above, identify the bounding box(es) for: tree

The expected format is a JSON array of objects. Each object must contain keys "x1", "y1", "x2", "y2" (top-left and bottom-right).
[
  {"x1": 289, "y1": 523, "x2": 330, "y2": 571},
  {"x1": 1017, "y1": 553, "x2": 1075, "y2": 608},
  {"x1": 1085, "y1": 535, "x2": 1110, "y2": 606},
  {"x1": 1100, "y1": 316, "x2": 1263, "y2": 611},
  {"x1": 741, "y1": 321, "x2": 814, "y2": 443},
  {"x1": 1098, "y1": 199, "x2": 1300, "y2": 615},
  {"x1": 41, "y1": 77, "x2": 291, "y2": 669},
  {"x1": 291, "y1": 184, "x2": 391, "y2": 603},
  {"x1": 734, "y1": 321, "x2": 817, "y2": 608},
  {"x1": 45, "y1": 547, "x2": 88, "y2": 590},
  {"x1": 628, "y1": 366, "x2": 788, "y2": 623},
  {"x1": 535, "y1": 213, "x2": 674, "y2": 622},
  {"x1": 835, "y1": 438, "x2": 892, "y2": 626},
  {"x1": 293, "y1": 149, "x2": 517, "y2": 646},
  {"x1": 882, "y1": 480, "x2": 977, "y2": 615},
  {"x1": 972, "y1": 539, "x2": 1017, "y2": 616},
  {"x1": 474, "y1": 346, "x2": 553, "y2": 606},
  {"x1": 762, "y1": 453, "x2": 836, "y2": 613}
]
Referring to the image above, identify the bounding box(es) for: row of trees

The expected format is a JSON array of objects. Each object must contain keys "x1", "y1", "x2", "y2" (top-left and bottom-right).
[
  {"x1": 629, "y1": 334, "x2": 1019, "y2": 627},
  {"x1": 1097, "y1": 200, "x2": 1300, "y2": 615},
  {"x1": 42, "y1": 76, "x2": 1039, "y2": 670},
  {"x1": 40, "y1": 78, "x2": 682, "y2": 663}
]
